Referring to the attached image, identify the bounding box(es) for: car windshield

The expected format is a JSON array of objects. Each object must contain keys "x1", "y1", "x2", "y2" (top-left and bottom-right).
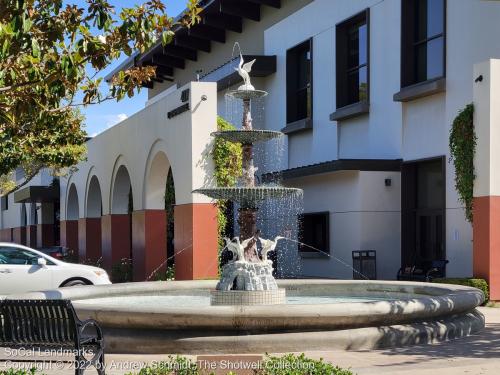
[{"x1": 0, "y1": 247, "x2": 54, "y2": 265}]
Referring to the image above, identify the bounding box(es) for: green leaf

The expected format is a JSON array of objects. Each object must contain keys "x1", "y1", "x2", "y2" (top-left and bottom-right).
[
  {"x1": 31, "y1": 39, "x2": 40, "y2": 57},
  {"x1": 161, "y1": 31, "x2": 174, "y2": 46},
  {"x1": 2, "y1": 39, "x2": 10, "y2": 56}
]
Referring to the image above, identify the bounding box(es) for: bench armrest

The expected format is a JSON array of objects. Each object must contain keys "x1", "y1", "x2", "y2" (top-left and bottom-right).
[
  {"x1": 426, "y1": 267, "x2": 442, "y2": 278},
  {"x1": 79, "y1": 319, "x2": 104, "y2": 342}
]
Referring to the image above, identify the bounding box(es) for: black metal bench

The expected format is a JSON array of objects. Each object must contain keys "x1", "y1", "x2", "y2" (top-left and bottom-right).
[
  {"x1": 397, "y1": 259, "x2": 449, "y2": 282},
  {"x1": 0, "y1": 299, "x2": 105, "y2": 375}
]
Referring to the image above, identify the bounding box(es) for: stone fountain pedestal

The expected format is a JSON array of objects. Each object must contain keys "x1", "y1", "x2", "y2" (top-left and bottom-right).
[
  {"x1": 212, "y1": 260, "x2": 286, "y2": 305},
  {"x1": 217, "y1": 260, "x2": 278, "y2": 291},
  {"x1": 210, "y1": 289, "x2": 286, "y2": 306}
]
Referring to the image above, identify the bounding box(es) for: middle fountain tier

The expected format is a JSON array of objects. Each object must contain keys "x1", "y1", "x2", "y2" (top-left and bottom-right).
[{"x1": 193, "y1": 54, "x2": 303, "y2": 305}]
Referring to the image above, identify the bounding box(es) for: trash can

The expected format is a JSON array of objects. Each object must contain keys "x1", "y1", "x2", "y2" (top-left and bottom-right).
[{"x1": 352, "y1": 250, "x2": 377, "y2": 280}]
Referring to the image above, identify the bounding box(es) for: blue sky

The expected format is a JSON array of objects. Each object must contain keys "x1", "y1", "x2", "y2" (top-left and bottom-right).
[{"x1": 75, "y1": 0, "x2": 187, "y2": 136}]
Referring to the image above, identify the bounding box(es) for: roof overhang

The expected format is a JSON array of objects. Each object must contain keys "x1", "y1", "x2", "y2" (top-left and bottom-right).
[
  {"x1": 14, "y1": 185, "x2": 60, "y2": 204},
  {"x1": 263, "y1": 159, "x2": 403, "y2": 182},
  {"x1": 104, "y1": 0, "x2": 282, "y2": 88}
]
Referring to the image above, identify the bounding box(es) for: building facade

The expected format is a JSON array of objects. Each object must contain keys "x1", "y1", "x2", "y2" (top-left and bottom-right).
[{"x1": 2, "y1": 0, "x2": 500, "y2": 297}]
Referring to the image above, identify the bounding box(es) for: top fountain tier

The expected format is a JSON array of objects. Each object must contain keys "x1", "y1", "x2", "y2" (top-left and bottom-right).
[{"x1": 212, "y1": 129, "x2": 283, "y2": 145}]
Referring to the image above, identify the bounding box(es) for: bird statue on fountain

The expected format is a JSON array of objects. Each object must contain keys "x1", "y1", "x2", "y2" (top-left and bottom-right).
[
  {"x1": 235, "y1": 53, "x2": 256, "y2": 91},
  {"x1": 259, "y1": 236, "x2": 285, "y2": 262}
]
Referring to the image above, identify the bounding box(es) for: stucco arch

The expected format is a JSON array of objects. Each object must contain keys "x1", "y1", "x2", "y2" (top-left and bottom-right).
[
  {"x1": 110, "y1": 158, "x2": 133, "y2": 215},
  {"x1": 85, "y1": 172, "x2": 103, "y2": 218},
  {"x1": 143, "y1": 140, "x2": 174, "y2": 210},
  {"x1": 66, "y1": 184, "x2": 80, "y2": 220}
]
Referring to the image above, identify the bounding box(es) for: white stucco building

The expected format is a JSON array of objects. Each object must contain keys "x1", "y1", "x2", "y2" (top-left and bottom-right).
[{"x1": 3, "y1": 0, "x2": 500, "y2": 297}]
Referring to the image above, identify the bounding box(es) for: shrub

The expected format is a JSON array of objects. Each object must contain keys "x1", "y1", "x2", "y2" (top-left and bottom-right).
[
  {"x1": 0, "y1": 370, "x2": 39, "y2": 375},
  {"x1": 153, "y1": 265, "x2": 175, "y2": 281},
  {"x1": 127, "y1": 354, "x2": 353, "y2": 375},
  {"x1": 433, "y1": 278, "x2": 489, "y2": 304},
  {"x1": 128, "y1": 355, "x2": 198, "y2": 375},
  {"x1": 111, "y1": 258, "x2": 133, "y2": 283},
  {"x1": 258, "y1": 353, "x2": 353, "y2": 375}
]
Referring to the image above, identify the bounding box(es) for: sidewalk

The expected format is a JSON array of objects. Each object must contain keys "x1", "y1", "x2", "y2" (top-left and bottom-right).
[{"x1": 1, "y1": 307, "x2": 499, "y2": 374}]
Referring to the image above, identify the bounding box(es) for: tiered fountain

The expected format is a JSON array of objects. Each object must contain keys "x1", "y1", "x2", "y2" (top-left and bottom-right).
[
  {"x1": 194, "y1": 54, "x2": 302, "y2": 305},
  {"x1": 8, "y1": 51, "x2": 485, "y2": 354}
]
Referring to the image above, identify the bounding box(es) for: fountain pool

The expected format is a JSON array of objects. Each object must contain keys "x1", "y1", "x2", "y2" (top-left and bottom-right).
[{"x1": 10, "y1": 279, "x2": 485, "y2": 354}]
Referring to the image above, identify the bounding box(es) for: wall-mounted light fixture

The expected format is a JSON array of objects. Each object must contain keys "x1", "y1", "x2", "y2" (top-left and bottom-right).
[
  {"x1": 385, "y1": 178, "x2": 392, "y2": 187},
  {"x1": 475, "y1": 75, "x2": 483, "y2": 83}
]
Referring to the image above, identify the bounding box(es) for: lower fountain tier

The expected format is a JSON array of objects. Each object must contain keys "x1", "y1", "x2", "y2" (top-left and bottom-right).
[
  {"x1": 193, "y1": 186, "x2": 302, "y2": 207},
  {"x1": 211, "y1": 129, "x2": 283, "y2": 144},
  {"x1": 217, "y1": 260, "x2": 278, "y2": 291}
]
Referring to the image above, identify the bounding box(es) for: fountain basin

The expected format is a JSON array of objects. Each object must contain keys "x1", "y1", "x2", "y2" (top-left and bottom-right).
[{"x1": 8, "y1": 279, "x2": 485, "y2": 354}]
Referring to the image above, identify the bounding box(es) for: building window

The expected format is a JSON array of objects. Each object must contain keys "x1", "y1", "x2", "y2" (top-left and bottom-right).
[
  {"x1": 298, "y1": 212, "x2": 329, "y2": 255},
  {"x1": 336, "y1": 10, "x2": 369, "y2": 108},
  {"x1": 1, "y1": 195, "x2": 8, "y2": 211},
  {"x1": 286, "y1": 39, "x2": 312, "y2": 124},
  {"x1": 402, "y1": 0, "x2": 445, "y2": 87}
]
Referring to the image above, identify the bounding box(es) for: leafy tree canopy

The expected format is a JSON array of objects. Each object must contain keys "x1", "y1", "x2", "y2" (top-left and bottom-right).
[{"x1": 0, "y1": 0, "x2": 201, "y2": 194}]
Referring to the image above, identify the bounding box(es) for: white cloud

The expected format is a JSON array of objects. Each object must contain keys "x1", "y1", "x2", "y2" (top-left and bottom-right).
[{"x1": 105, "y1": 113, "x2": 128, "y2": 128}]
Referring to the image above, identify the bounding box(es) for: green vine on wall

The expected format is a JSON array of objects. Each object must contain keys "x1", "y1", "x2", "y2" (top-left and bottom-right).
[
  {"x1": 212, "y1": 116, "x2": 242, "y2": 266},
  {"x1": 449, "y1": 104, "x2": 476, "y2": 223}
]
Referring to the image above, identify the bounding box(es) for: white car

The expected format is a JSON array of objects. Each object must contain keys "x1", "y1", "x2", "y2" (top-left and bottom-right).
[{"x1": 0, "y1": 242, "x2": 111, "y2": 295}]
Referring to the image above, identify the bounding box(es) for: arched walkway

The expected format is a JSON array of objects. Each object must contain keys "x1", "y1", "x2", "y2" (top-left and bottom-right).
[
  {"x1": 78, "y1": 175, "x2": 103, "y2": 262},
  {"x1": 101, "y1": 163, "x2": 133, "y2": 272},
  {"x1": 58, "y1": 82, "x2": 219, "y2": 282},
  {"x1": 87, "y1": 175, "x2": 103, "y2": 218},
  {"x1": 112, "y1": 165, "x2": 132, "y2": 214},
  {"x1": 67, "y1": 184, "x2": 79, "y2": 220},
  {"x1": 131, "y1": 151, "x2": 172, "y2": 281},
  {"x1": 60, "y1": 184, "x2": 80, "y2": 254}
]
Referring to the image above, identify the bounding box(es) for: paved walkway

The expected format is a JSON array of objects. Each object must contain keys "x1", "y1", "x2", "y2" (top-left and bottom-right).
[
  {"x1": 307, "y1": 307, "x2": 500, "y2": 375},
  {"x1": 1, "y1": 307, "x2": 499, "y2": 374}
]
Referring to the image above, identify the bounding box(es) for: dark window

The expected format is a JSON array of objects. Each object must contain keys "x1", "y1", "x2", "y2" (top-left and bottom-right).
[
  {"x1": 298, "y1": 212, "x2": 329, "y2": 254},
  {"x1": 402, "y1": 0, "x2": 445, "y2": 87},
  {"x1": 336, "y1": 10, "x2": 369, "y2": 108},
  {"x1": 286, "y1": 39, "x2": 312, "y2": 124},
  {"x1": 1, "y1": 195, "x2": 8, "y2": 211}
]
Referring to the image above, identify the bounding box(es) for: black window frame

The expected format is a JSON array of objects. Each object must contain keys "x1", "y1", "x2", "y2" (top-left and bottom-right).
[
  {"x1": 1, "y1": 195, "x2": 8, "y2": 211},
  {"x1": 298, "y1": 211, "x2": 330, "y2": 255},
  {"x1": 336, "y1": 9, "x2": 370, "y2": 110},
  {"x1": 401, "y1": 0, "x2": 446, "y2": 88},
  {"x1": 286, "y1": 38, "x2": 313, "y2": 126}
]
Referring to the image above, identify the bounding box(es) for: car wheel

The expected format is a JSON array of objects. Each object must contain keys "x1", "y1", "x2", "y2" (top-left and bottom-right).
[{"x1": 62, "y1": 280, "x2": 89, "y2": 287}]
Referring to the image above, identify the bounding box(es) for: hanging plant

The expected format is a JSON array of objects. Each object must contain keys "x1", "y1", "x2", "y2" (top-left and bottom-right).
[
  {"x1": 449, "y1": 104, "x2": 476, "y2": 223},
  {"x1": 212, "y1": 116, "x2": 242, "y2": 270}
]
